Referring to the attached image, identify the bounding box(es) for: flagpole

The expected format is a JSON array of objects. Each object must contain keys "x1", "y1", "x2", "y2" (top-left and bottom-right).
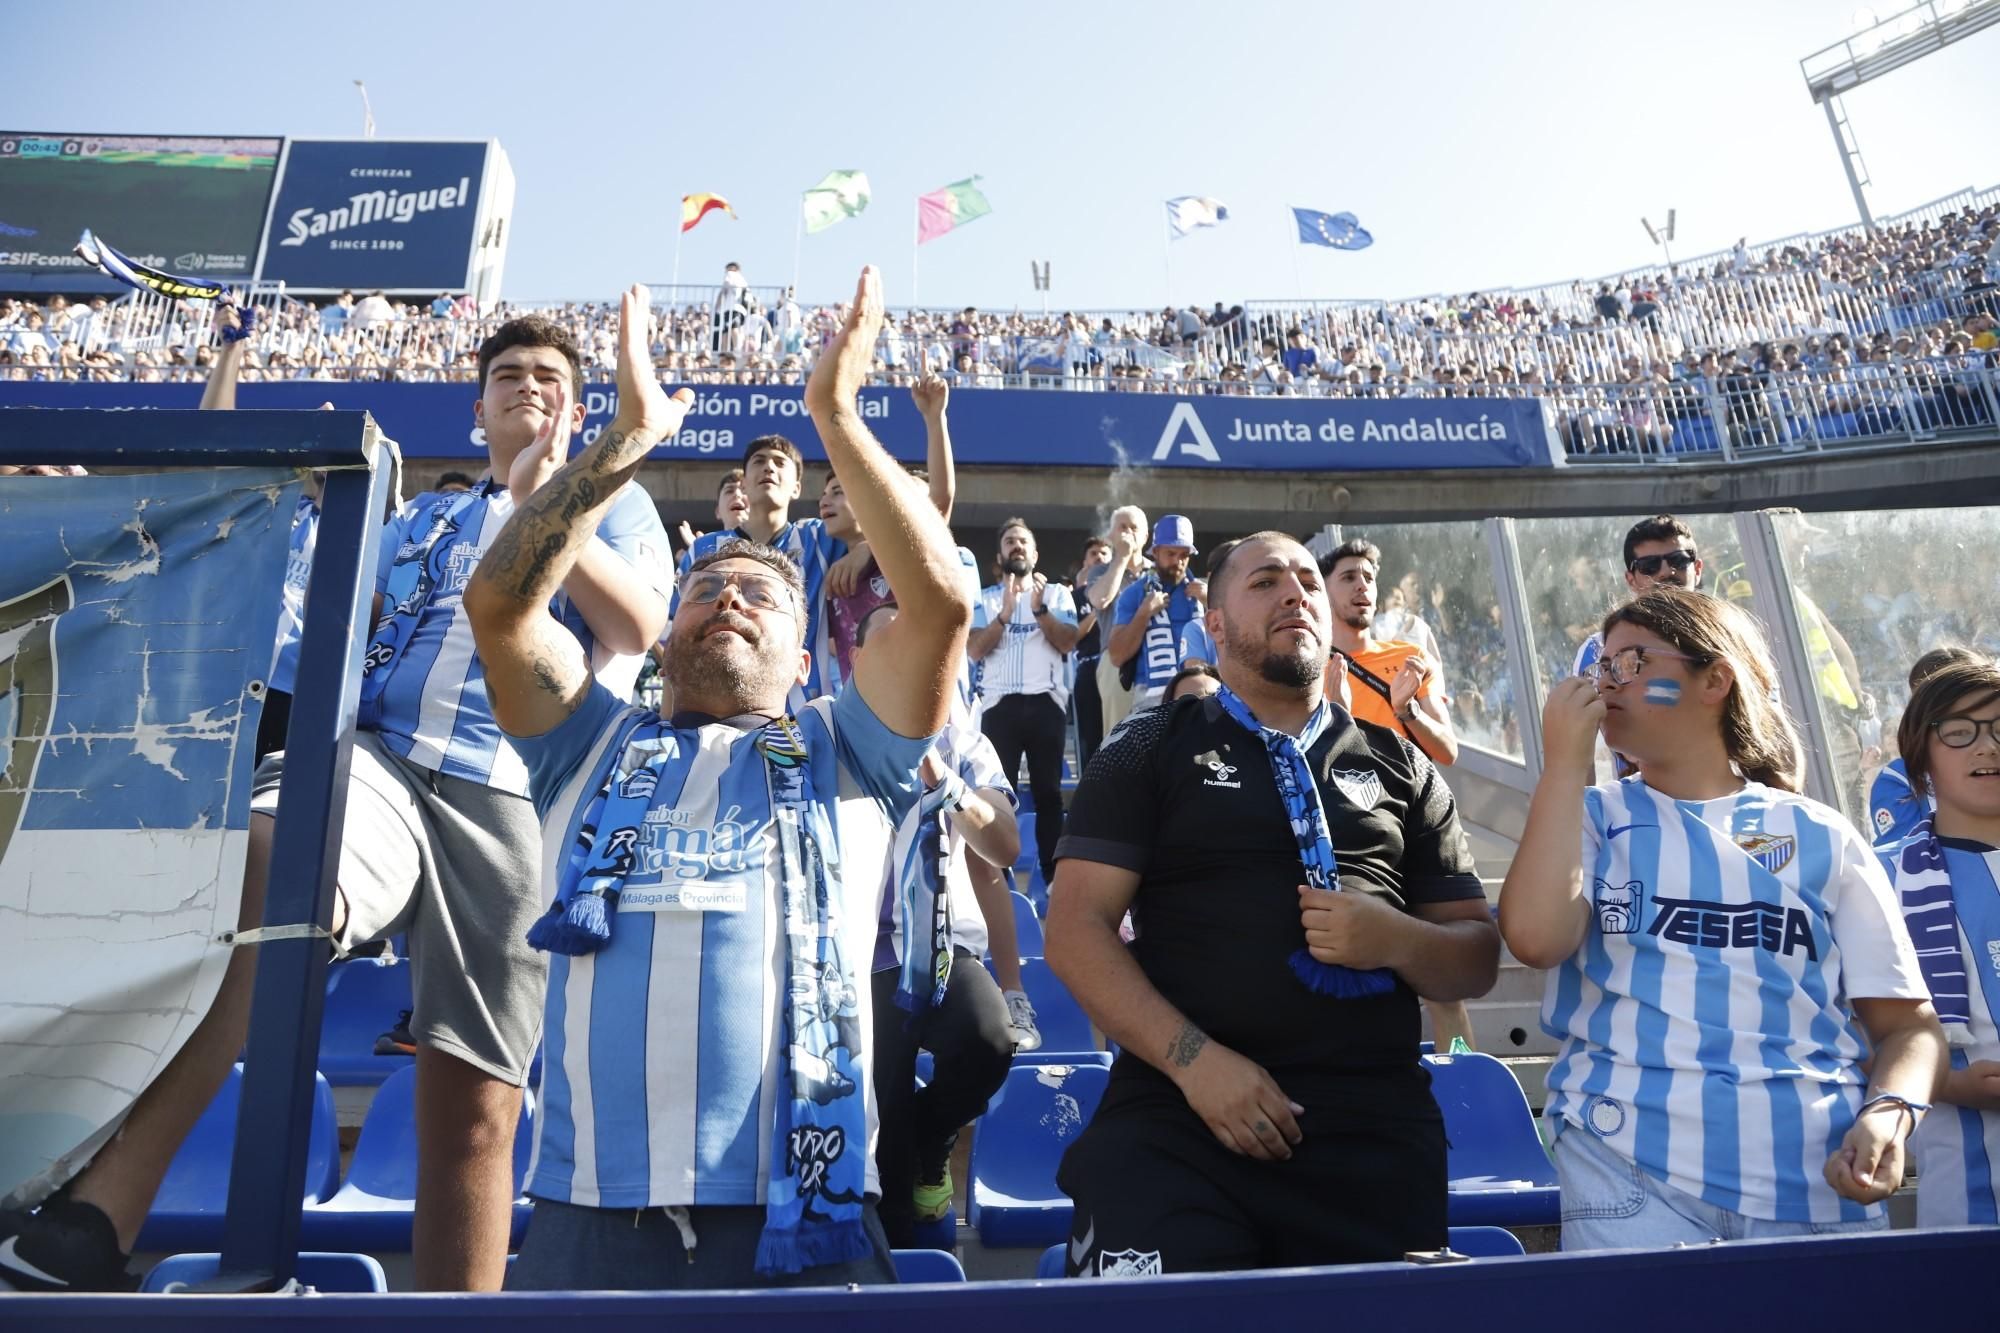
[
  {"x1": 911, "y1": 198, "x2": 921, "y2": 307},
  {"x1": 671, "y1": 193, "x2": 684, "y2": 299},
  {"x1": 1163, "y1": 204, "x2": 1173, "y2": 308},
  {"x1": 792, "y1": 194, "x2": 804, "y2": 295},
  {"x1": 1286, "y1": 205, "x2": 1304, "y2": 305}
]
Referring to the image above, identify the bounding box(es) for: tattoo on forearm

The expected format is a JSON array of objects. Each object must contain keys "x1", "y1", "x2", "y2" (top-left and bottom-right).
[
  {"x1": 585, "y1": 426, "x2": 639, "y2": 476},
  {"x1": 1166, "y1": 1022, "x2": 1208, "y2": 1069}
]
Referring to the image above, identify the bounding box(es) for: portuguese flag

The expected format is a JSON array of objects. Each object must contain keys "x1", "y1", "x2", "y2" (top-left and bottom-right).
[
  {"x1": 681, "y1": 192, "x2": 735, "y2": 233},
  {"x1": 916, "y1": 176, "x2": 991, "y2": 245}
]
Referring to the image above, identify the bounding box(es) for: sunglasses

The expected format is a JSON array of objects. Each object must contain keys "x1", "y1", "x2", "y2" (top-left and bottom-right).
[
  {"x1": 1932, "y1": 716, "x2": 2000, "y2": 749},
  {"x1": 1628, "y1": 550, "x2": 1699, "y2": 577},
  {"x1": 1591, "y1": 645, "x2": 1706, "y2": 688},
  {"x1": 680, "y1": 569, "x2": 796, "y2": 615}
]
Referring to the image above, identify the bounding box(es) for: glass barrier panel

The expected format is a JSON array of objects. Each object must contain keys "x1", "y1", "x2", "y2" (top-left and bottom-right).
[
  {"x1": 1769, "y1": 506, "x2": 2000, "y2": 833},
  {"x1": 1345, "y1": 520, "x2": 1522, "y2": 760}
]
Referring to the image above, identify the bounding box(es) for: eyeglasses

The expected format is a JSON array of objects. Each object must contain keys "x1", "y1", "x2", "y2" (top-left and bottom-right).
[
  {"x1": 680, "y1": 569, "x2": 797, "y2": 615},
  {"x1": 1592, "y1": 645, "x2": 1707, "y2": 688},
  {"x1": 1932, "y1": 716, "x2": 2000, "y2": 749},
  {"x1": 1628, "y1": 550, "x2": 1699, "y2": 577}
]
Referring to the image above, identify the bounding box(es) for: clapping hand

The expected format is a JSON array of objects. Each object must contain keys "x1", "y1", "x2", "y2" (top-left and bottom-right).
[
  {"x1": 912, "y1": 370, "x2": 949, "y2": 418},
  {"x1": 806, "y1": 266, "x2": 886, "y2": 417},
  {"x1": 1389, "y1": 655, "x2": 1431, "y2": 712}
]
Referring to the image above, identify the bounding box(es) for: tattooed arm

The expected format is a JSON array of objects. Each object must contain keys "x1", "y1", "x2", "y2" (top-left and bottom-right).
[
  {"x1": 1045, "y1": 857, "x2": 1304, "y2": 1162},
  {"x1": 467, "y1": 284, "x2": 694, "y2": 737}
]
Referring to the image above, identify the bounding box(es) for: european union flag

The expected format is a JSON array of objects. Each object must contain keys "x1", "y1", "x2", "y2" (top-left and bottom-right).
[{"x1": 1294, "y1": 208, "x2": 1373, "y2": 250}]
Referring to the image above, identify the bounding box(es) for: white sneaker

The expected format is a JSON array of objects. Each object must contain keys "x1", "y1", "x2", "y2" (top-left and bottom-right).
[{"x1": 1003, "y1": 989, "x2": 1042, "y2": 1052}]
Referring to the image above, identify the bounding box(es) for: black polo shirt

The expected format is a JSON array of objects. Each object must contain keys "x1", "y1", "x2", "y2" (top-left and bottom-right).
[{"x1": 1055, "y1": 694, "x2": 1483, "y2": 1106}]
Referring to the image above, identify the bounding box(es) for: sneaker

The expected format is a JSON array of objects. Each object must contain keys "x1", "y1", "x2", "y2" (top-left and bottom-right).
[
  {"x1": 0, "y1": 1197, "x2": 136, "y2": 1292},
  {"x1": 373, "y1": 1009, "x2": 416, "y2": 1057},
  {"x1": 1003, "y1": 989, "x2": 1042, "y2": 1053},
  {"x1": 912, "y1": 1176, "x2": 955, "y2": 1224}
]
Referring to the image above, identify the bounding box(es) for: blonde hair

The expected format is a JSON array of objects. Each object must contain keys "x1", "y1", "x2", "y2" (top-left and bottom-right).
[{"x1": 1602, "y1": 588, "x2": 1805, "y2": 792}]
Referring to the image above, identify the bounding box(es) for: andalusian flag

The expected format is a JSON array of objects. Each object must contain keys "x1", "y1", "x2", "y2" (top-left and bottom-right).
[
  {"x1": 681, "y1": 192, "x2": 735, "y2": 233},
  {"x1": 802, "y1": 170, "x2": 870, "y2": 234},
  {"x1": 916, "y1": 176, "x2": 991, "y2": 245}
]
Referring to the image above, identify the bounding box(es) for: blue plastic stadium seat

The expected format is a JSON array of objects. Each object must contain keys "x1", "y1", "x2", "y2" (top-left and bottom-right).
[
  {"x1": 1446, "y1": 1225, "x2": 1526, "y2": 1257},
  {"x1": 985, "y1": 956, "x2": 1094, "y2": 1057},
  {"x1": 141, "y1": 1251, "x2": 388, "y2": 1294},
  {"x1": 891, "y1": 1248, "x2": 967, "y2": 1282},
  {"x1": 1038, "y1": 1226, "x2": 1523, "y2": 1275},
  {"x1": 300, "y1": 1064, "x2": 536, "y2": 1251},
  {"x1": 318, "y1": 956, "x2": 414, "y2": 1087},
  {"x1": 1011, "y1": 891, "x2": 1045, "y2": 960},
  {"x1": 1013, "y1": 813, "x2": 1039, "y2": 870},
  {"x1": 1669, "y1": 414, "x2": 1719, "y2": 454},
  {"x1": 136, "y1": 1065, "x2": 340, "y2": 1253},
  {"x1": 969, "y1": 1060, "x2": 1108, "y2": 1247},
  {"x1": 1423, "y1": 1053, "x2": 1559, "y2": 1226}
]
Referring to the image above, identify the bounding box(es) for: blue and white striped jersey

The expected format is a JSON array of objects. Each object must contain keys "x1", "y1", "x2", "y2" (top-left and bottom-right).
[
  {"x1": 975, "y1": 581, "x2": 1076, "y2": 710},
  {"x1": 515, "y1": 680, "x2": 929, "y2": 1209},
  {"x1": 268, "y1": 495, "x2": 318, "y2": 696},
  {"x1": 370, "y1": 481, "x2": 670, "y2": 794},
  {"x1": 1878, "y1": 834, "x2": 2000, "y2": 1226},
  {"x1": 1868, "y1": 758, "x2": 1932, "y2": 848},
  {"x1": 1541, "y1": 778, "x2": 1926, "y2": 1222},
  {"x1": 674, "y1": 520, "x2": 845, "y2": 705}
]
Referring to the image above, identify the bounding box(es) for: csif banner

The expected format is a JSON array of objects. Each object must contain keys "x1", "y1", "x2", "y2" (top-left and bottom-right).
[
  {"x1": 0, "y1": 382, "x2": 1558, "y2": 471},
  {"x1": 255, "y1": 139, "x2": 496, "y2": 293}
]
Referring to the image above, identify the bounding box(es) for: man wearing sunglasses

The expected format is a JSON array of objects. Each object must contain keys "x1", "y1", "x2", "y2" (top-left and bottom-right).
[
  {"x1": 1572, "y1": 517, "x2": 1705, "y2": 777},
  {"x1": 467, "y1": 267, "x2": 973, "y2": 1290}
]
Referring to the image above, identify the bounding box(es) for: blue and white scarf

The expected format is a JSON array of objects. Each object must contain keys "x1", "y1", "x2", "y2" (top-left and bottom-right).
[
  {"x1": 1213, "y1": 685, "x2": 1396, "y2": 998},
  {"x1": 357, "y1": 483, "x2": 490, "y2": 727},
  {"x1": 524, "y1": 713, "x2": 871, "y2": 1274},
  {"x1": 893, "y1": 769, "x2": 966, "y2": 1018},
  {"x1": 1889, "y1": 816, "x2": 2000, "y2": 1048}
]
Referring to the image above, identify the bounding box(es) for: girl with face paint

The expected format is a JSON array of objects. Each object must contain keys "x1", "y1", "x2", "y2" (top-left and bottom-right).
[{"x1": 1499, "y1": 588, "x2": 1947, "y2": 1251}]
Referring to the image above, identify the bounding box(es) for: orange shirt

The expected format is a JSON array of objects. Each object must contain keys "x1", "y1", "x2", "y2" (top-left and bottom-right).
[{"x1": 1340, "y1": 640, "x2": 1441, "y2": 738}]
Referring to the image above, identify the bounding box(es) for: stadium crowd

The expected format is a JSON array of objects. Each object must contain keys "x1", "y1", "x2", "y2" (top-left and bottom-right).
[
  {"x1": 3, "y1": 250, "x2": 1999, "y2": 1297},
  {"x1": 5, "y1": 203, "x2": 1996, "y2": 459}
]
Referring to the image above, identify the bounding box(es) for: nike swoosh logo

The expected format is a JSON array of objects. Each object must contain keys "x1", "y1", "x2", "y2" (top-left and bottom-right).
[
  {"x1": 0, "y1": 1234, "x2": 69, "y2": 1289},
  {"x1": 1605, "y1": 823, "x2": 1655, "y2": 839},
  {"x1": 1069, "y1": 1216, "x2": 1095, "y2": 1267}
]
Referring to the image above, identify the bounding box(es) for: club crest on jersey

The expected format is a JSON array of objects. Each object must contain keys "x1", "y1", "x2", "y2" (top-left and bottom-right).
[
  {"x1": 1593, "y1": 878, "x2": 1643, "y2": 935},
  {"x1": 1096, "y1": 1248, "x2": 1163, "y2": 1278},
  {"x1": 1874, "y1": 807, "x2": 1895, "y2": 835},
  {"x1": 1733, "y1": 831, "x2": 1795, "y2": 874},
  {"x1": 1329, "y1": 767, "x2": 1382, "y2": 810}
]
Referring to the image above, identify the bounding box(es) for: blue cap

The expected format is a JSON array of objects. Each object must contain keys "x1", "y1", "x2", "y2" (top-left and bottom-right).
[{"x1": 1152, "y1": 514, "x2": 1197, "y2": 553}]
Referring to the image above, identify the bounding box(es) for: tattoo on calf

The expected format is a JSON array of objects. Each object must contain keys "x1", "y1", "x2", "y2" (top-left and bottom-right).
[{"x1": 1166, "y1": 1022, "x2": 1208, "y2": 1069}]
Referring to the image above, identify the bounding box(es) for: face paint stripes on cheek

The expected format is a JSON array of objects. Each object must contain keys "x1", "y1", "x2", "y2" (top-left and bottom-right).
[{"x1": 1642, "y1": 678, "x2": 1683, "y2": 706}]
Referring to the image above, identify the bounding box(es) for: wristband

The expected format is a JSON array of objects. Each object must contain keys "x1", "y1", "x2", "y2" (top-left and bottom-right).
[
  {"x1": 933, "y1": 771, "x2": 969, "y2": 812},
  {"x1": 1857, "y1": 1091, "x2": 1929, "y2": 1135}
]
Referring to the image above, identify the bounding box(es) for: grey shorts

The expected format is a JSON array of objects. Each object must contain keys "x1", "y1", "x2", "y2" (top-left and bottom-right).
[{"x1": 251, "y1": 731, "x2": 546, "y2": 1085}]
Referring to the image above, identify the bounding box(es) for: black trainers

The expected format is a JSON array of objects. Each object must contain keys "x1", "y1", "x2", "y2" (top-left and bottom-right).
[
  {"x1": 373, "y1": 1008, "x2": 417, "y2": 1057},
  {"x1": 0, "y1": 1197, "x2": 136, "y2": 1292}
]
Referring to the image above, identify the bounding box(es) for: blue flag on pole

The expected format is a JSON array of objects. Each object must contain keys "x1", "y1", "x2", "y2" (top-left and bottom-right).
[{"x1": 1293, "y1": 208, "x2": 1373, "y2": 250}]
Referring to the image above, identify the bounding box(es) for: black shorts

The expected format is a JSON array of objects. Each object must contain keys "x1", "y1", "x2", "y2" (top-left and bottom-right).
[{"x1": 1056, "y1": 1075, "x2": 1446, "y2": 1276}]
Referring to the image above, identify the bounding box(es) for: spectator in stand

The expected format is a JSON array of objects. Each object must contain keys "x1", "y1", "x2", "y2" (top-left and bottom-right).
[
  {"x1": 321, "y1": 289, "x2": 356, "y2": 336},
  {"x1": 1048, "y1": 530, "x2": 1497, "y2": 1275},
  {"x1": 351, "y1": 290, "x2": 395, "y2": 331},
  {"x1": 968, "y1": 518, "x2": 1081, "y2": 888},
  {"x1": 1177, "y1": 539, "x2": 1243, "y2": 670},
  {"x1": 1089, "y1": 506, "x2": 1150, "y2": 735},
  {"x1": 1071, "y1": 536, "x2": 1114, "y2": 769},
  {"x1": 1502, "y1": 589, "x2": 1944, "y2": 1250},
  {"x1": 1320, "y1": 540, "x2": 1459, "y2": 767},
  {"x1": 437, "y1": 470, "x2": 475, "y2": 494},
  {"x1": 1108, "y1": 515, "x2": 1205, "y2": 712},
  {"x1": 1163, "y1": 661, "x2": 1221, "y2": 702},
  {"x1": 1878, "y1": 656, "x2": 2000, "y2": 1226},
  {"x1": 1372, "y1": 568, "x2": 1441, "y2": 667},
  {"x1": 1870, "y1": 646, "x2": 1989, "y2": 846},
  {"x1": 1282, "y1": 328, "x2": 1318, "y2": 381}
]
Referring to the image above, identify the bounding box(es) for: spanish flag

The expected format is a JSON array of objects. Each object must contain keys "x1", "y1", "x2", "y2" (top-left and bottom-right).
[{"x1": 681, "y1": 193, "x2": 735, "y2": 234}]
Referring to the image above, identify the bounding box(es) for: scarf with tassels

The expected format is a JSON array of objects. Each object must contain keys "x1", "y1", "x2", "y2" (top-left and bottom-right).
[
  {"x1": 892, "y1": 768, "x2": 966, "y2": 1018},
  {"x1": 1885, "y1": 816, "x2": 2000, "y2": 1047},
  {"x1": 1213, "y1": 685, "x2": 1396, "y2": 998},
  {"x1": 523, "y1": 712, "x2": 871, "y2": 1274}
]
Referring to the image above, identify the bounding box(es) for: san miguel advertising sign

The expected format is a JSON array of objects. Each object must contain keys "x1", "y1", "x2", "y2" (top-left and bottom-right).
[{"x1": 255, "y1": 139, "x2": 493, "y2": 292}]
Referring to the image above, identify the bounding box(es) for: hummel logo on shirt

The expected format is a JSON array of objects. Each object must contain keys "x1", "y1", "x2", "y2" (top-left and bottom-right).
[{"x1": 1194, "y1": 750, "x2": 1240, "y2": 789}]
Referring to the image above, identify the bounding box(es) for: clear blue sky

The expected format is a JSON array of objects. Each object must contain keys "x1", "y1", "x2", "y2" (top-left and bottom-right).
[{"x1": 7, "y1": 0, "x2": 1996, "y2": 309}]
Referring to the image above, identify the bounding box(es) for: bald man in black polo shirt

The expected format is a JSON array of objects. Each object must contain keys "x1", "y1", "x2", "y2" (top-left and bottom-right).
[{"x1": 1045, "y1": 530, "x2": 1499, "y2": 1276}]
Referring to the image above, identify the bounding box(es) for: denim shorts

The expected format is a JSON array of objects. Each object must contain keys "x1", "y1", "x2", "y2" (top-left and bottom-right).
[{"x1": 1552, "y1": 1117, "x2": 1887, "y2": 1251}]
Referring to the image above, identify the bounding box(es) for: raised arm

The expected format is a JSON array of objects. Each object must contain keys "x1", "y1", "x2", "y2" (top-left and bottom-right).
[
  {"x1": 197, "y1": 303, "x2": 248, "y2": 411},
  {"x1": 1497, "y1": 677, "x2": 1599, "y2": 968},
  {"x1": 466, "y1": 284, "x2": 692, "y2": 737},
  {"x1": 912, "y1": 371, "x2": 956, "y2": 521},
  {"x1": 810, "y1": 267, "x2": 973, "y2": 740}
]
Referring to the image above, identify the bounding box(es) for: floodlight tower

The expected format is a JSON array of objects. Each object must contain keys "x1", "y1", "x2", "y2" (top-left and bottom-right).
[{"x1": 1799, "y1": 0, "x2": 2000, "y2": 230}]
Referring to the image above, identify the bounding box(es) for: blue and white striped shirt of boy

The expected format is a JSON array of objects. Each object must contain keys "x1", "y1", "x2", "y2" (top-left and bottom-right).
[
  {"x1": 268, "y1": 495, "x2": 318, "y2": 696},
  {"x1": 515, "y1": 680, "x2": 928, "y2": 1210},
  {"x1": 1541, "y1": 778, "x2": 1926, "y2": 1223},
  {"x1": 371, "y1": 481, "x2": 670, "y2": 795}
]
